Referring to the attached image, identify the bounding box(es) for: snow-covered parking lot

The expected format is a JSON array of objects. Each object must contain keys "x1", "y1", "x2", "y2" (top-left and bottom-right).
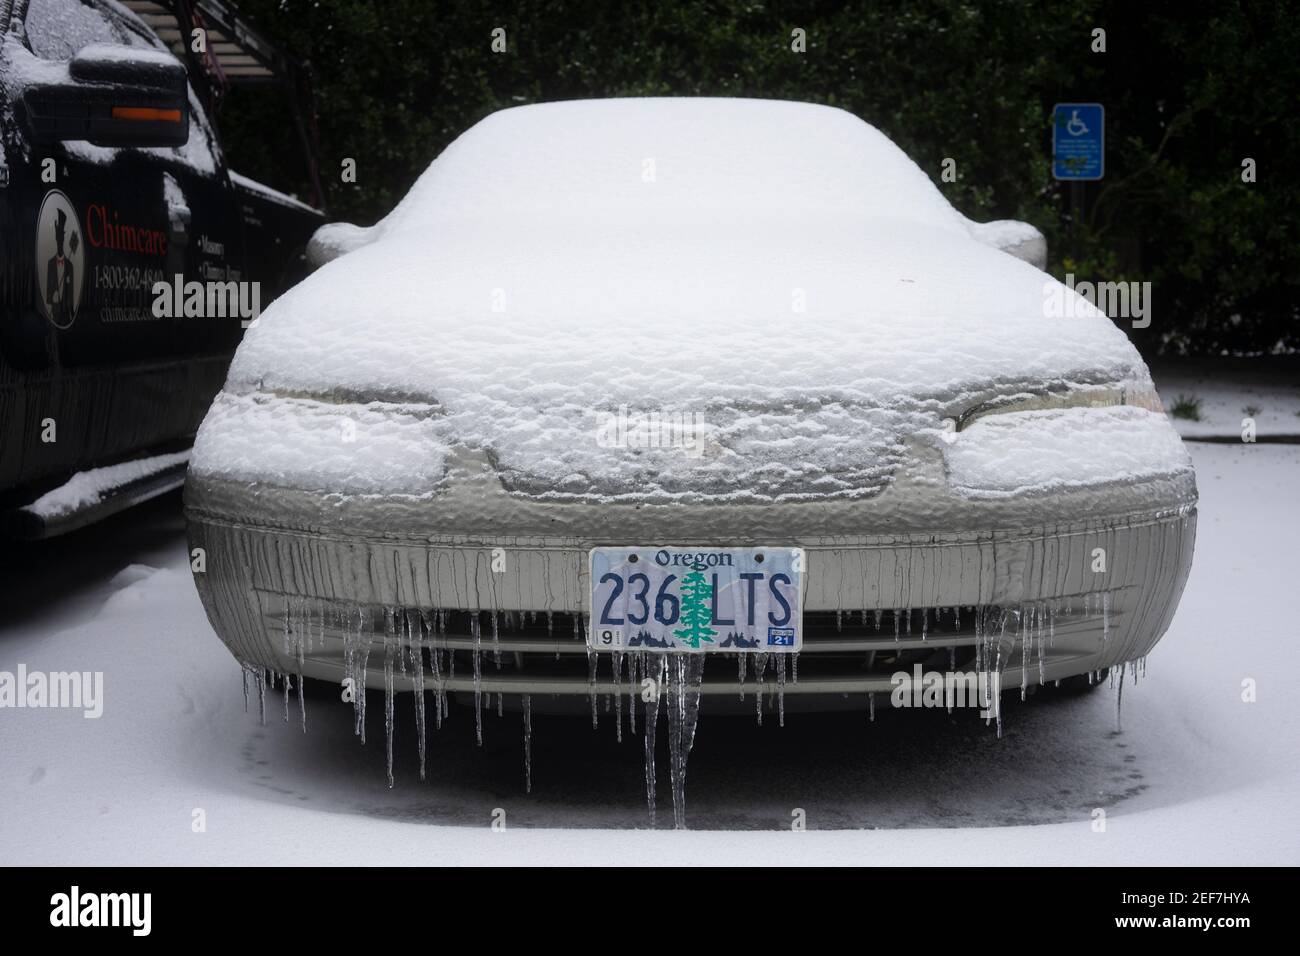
[{"x1": 1, "y1": 440, "x2": 1296, "y2": 866}]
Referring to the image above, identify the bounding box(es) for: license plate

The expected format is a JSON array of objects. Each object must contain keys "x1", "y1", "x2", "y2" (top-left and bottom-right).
[{"x1": 588, "y1": 546, "x2": 804, "y2": 653}]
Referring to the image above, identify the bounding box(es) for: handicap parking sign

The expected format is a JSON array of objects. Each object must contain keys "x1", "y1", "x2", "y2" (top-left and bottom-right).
[{"x1": 1052, "y1": 103, "x2": 1104, "y2": 180}]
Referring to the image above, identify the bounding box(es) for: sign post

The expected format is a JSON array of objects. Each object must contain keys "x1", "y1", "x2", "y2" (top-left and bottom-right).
[{"x1": 1052, "y1": 102, "x2": 1104, "y2": 259}]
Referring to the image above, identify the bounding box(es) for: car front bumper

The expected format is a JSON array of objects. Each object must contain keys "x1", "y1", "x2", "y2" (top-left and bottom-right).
[{"x1": 185, "y1": 456, "x2": 1197, "y2": 707}]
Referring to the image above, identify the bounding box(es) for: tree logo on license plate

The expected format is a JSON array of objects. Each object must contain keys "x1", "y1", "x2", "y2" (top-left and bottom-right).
[{"x1": 673, "y1": 564, "x2": 718, "y2": 649}]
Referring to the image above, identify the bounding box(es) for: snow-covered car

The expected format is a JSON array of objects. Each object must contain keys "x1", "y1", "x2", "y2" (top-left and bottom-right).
[{"x1": 185, "y1": 99, "x2": 1196, "y2": 734}]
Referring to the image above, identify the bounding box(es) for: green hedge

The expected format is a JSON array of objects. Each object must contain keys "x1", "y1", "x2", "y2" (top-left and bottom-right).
[{"x1": 218, "y1": 0, "x2": 1298, "y2": 355}]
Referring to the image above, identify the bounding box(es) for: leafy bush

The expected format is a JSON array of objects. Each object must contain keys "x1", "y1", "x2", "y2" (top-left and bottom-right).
[{"x1": 217, "y1": 0, "x2": 1298, "y2": 356}]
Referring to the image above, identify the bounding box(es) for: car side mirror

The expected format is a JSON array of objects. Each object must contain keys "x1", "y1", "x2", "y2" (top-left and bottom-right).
[{"x1": 22, "y1": 43, "x2": 189, "y2": 148}]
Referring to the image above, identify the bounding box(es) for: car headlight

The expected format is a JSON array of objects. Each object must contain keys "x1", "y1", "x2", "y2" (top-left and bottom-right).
[{"x1": 956, "y1": 383, "x2": 1165, "y2": 432}]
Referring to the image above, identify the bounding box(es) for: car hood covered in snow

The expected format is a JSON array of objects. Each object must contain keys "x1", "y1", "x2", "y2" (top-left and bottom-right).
[{"x1": 196, "y1": 98, "x2": 1178, "y2": 504}]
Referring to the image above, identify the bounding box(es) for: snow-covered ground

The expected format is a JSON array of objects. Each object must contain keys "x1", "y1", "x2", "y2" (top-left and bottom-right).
[
  {"x1": 1, "y1": 441, "x2": 1296, "y2": 865},
  {"x1": 1153, "y1": 359, "x2": 1300, "y2": 440}
]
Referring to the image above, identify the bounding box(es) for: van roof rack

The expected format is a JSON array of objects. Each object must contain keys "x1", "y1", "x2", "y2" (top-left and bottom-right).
[{"x1": 120, "y1": 0, "x2": 324, "y2": 207}]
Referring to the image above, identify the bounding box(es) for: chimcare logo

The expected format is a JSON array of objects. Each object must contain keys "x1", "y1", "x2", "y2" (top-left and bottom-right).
[
  {"x1": 33, "y1": 190, "x2": 86, "y2": 329},
  {"x1": 85, "y1": 201, "x2": 168, "y2": 256}
]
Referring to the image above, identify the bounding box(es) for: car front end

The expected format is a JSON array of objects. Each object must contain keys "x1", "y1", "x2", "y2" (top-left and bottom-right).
[{"x1": 184, "y1": 99, "x2": 1197, "y2": 724}]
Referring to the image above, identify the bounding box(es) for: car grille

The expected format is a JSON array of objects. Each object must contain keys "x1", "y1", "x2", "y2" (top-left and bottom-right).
[{"x1": 259, "y1": 596, "x2": 1120, "y2": 699}]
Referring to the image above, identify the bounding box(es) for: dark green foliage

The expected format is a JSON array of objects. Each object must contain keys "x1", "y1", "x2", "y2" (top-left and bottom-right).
[
  {"x1": 1170, "y1": 394, "x2": 1202, "y2": 421},
  {"x1": 216, "y1": 0, "x2": 1297, "y2": 355}
]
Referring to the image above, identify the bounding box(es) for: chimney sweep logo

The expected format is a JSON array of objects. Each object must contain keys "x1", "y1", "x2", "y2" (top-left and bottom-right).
[{"x1": 34, "y1": 190, "x2": 86, "y2": 330}]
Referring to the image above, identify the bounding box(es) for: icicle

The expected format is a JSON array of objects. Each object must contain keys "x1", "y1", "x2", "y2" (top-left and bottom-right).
[
  {"x1": 1102, "y1": 590, "x2": 1112, "y2": 644},
  {"x1": 791, "y1": 652, "x2": 799, "y2": 684},
  {"x1": 753, "y1": 653, "x2": 767, "y2": 725},
  {"x1": 587, "y1": 650, "x2": 599, "y2": 730},
  {"x1": 1020, "y1": 605, "x2": 1030, "y2": 702},
  {"x1": 1037, "y1": 602, "x2": 1047, "y2": 687},
  {"x1": 643, "y1": 655, "x2": 666, "y2": 825},
  {"x1": 383, "y1": 616, "x2": 396, "y2": 789},
  {"x1": 921, "y1": 609, "x2": 928, "y2": 641},
  {"x1": 348, "y1": 608, "x2": 371, "y2": 744},
  {"x1": 471, "y1": 611, "x2": 483, "y2": 746},
  {"x1": 409, "y1": 612, "x2": 427, "y2": 781},
  {"x1": 282, "y1": 601, "x2": 292, "y2": 656},
  {"x1": 522, "y1": 693, "x2": 533, "y2": 794},
  {"x1": 241, "y1": 663, "x2": 250, "y2": 713},
  {"x1": 873, "y1": 608, "x2": 882, "y2": 631},
  {"x1": 256, "y1": 668, "x2": 266, "y2": 724},
  {"x1": 776, "y1": 654, "x2": 786, "y2": 727},
  {"x1": 423, "y1": 610, "x2": 444, "y2": 732},
  {"x1": 316, "y1": 600, "x2": 326, "y2": 655},
  {"x1": 628, "y1": 653, "x2": 638, "y2": 735},
  {"x1": 491, "y1": 610, "x2": 501, "y2": 667},
  {"x1": 993, "y1": 636, "x2": 1005, "y2": 739},
  {"x1": 295, "y1": 622, "x2": 307, "y2": 735},
  {"x1": 612, "y1": 651, "x2": 624, "y2": 743},
  {"x1": 342, "y1": 609, "x2": 357, "y2": 735},
  {"x1": 282, "y1": 672, "x2": 290, "y2": 722},
  {"x1": 868, "y1": 691, "x2": 875, "y2": 722},
  {"x1": 665, "y1": 653, "x2": 705, "y2": 830},
  {"x1": 397, "y1": 614, "x2": 407, "y2": 677},
  {"x1": 1115, "y1": 662, "x2": 1125, "y2": 731},
  {"x1": 893, "y1": 609, "x2": 900, "y2": 642}
]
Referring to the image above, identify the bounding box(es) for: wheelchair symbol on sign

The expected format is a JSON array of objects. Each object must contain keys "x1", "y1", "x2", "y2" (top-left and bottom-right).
[{"x1": 1065, "y1": 109, "x2": 1090, "y2": 136}]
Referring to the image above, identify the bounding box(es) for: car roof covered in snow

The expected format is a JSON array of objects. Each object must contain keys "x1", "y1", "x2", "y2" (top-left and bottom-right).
[{"x1": 375, "y1": 98, "x2": 971, "y2": 235}]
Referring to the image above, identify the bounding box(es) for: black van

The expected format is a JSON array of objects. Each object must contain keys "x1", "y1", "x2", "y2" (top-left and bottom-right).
[{"x1": 0, "y1": 0, "x2": 324, "y2": 535}]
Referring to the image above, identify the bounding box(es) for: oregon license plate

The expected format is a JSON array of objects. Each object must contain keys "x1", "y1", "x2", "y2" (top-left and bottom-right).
[{"x1": 588, "y1": 546, "x2": 804, "y2": 653}]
